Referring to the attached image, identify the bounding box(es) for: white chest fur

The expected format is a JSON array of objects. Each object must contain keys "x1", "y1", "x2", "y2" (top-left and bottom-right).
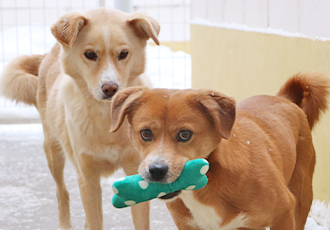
[
  {"x1": 179, "y1": 191, "x2": 247, "y2": 230},
  {"x1": 57, "y1": 76, "x2": 126, "y2": 164}
]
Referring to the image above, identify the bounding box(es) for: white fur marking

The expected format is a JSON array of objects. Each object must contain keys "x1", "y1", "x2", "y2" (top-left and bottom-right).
[
  {"x1": 103, "y1": 26, "x2": 110, "y2": 51},
  {"x1": 101, "y1": 64, "x2": 118, "y2": 83},
  {"x1": 180, "y1": 191, "x2": 247, "y2": 230}
]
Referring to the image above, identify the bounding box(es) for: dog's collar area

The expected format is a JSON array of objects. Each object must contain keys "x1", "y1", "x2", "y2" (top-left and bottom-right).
[{"x1": 158, "y1": 190, "x2": 181, "y2": 200}]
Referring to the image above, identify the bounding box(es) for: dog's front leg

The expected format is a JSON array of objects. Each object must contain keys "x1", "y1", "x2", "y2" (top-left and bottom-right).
[
  {"x1": 166, "y1": 198, "x2": 201, "y2": 230},
  {"x1": 77, "y1": 154, "x2": 103, "y2": 230},
  {"x1": 130, "y1": 202, "x2": 150, "y2": 230},
  {"x1": 122, "y1": 159, "x2": 150, "y2": 230},
  {"x1": 270, "y1": 191, "x2": 296, "y2": 230}
]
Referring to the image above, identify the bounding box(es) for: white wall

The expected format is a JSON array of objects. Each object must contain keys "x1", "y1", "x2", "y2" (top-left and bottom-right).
[{"x1": 191, "y1": 0, "x2": 330, "y2": 38}]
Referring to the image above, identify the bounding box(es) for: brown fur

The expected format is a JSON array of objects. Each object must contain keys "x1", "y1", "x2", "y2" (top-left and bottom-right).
[
  {"x1": 110, "y1": 73, "x2": 329, "y2": 230},
  {"x1": 276, "y1": 72, "x2": 330, "y2": 129},
  {"x1": 0, "y1": 9, "x2": 160, "y2": 230}
]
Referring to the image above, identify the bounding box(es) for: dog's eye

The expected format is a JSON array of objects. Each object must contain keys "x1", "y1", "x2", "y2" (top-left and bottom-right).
[
  {"x1": 84, "y1": 51, "x2": 97, "y2": 61},
  {"x1": 177, "y1": 130, "x2": 193, "y2": 142},
  {"x1": 140, "y1": 129, "x2": 153, "y2": 142},
  {"x1": 118, "y1": 51, "x2": 128, "y2": 60}
]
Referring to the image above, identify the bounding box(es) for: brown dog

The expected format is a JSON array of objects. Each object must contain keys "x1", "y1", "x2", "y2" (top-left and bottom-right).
[
  {"x1": 0, "y1": 9, "x2": 160, "y2": 230},
  {"x1": 110, "y1": 73, "x2": 329, "y2": 230}
]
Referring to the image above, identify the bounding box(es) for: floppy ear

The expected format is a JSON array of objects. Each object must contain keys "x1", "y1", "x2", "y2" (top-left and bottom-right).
[
  {"x1": 128, "y1": 12, "x2": 160, "y2": 45},
  {"x1": 110, "y1": 87, "x2": 145, "y2": 133},
  {"x1": 51, "y1": 12, "x2": 88, "y2": 47},
  {"x1": 197, "y1": 90, "x2": 236, "y2": 139}
]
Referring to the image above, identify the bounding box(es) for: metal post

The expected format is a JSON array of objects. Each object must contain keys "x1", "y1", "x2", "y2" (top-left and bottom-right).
[{"x1": 114, "y1": 0, "x2": 133, "y2": 13}]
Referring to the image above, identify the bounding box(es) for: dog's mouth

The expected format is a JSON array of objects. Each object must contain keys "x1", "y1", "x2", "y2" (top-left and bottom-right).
[
  {"x1": 102, "y1": 95, "x2": 113, "y2": 100},
  {"x1": 158, "y1": 190, "x2": 181, "y2": 200}
]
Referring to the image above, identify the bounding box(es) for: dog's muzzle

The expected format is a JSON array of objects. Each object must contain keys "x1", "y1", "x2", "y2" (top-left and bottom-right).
[
  {"x1": 148, "y1": 161, "x2": 169, "y2": 182},
  {"x1": 102, "y1": 82, "x2": 118, "y2": 99}
]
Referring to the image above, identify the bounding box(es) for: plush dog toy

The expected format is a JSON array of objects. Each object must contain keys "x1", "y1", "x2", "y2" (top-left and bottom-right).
[{"x1": 112, "y1": 159, "x2": 209, "y2": 208}]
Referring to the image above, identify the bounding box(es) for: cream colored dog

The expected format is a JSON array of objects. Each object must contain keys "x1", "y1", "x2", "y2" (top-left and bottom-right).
[{"x1": 0, "y1": 8, "x2": 160, "y2": 230}]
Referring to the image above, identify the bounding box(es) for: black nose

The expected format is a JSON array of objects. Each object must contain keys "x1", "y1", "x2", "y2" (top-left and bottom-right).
[
  {"x1": 102, "y1": 83, "x2": 118, "y2": 97},
  {"x1": 149, "y1": 162, "x2": 168, "y2": 181}
]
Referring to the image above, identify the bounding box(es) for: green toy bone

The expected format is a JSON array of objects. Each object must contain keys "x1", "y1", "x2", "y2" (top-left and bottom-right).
[{"x1": 112, "y1": 158, "x2": 209, "y2": 208}]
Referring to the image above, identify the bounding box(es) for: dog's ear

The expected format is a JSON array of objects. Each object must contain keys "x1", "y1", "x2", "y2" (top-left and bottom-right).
[
  {"x1": 128, "y1": 12, "x2": 160, "y2": 45},
  {"x1": 197, "y1": 90, "x2": 236, "y2": 139},
  {"x1": 51, "y1": 12, "x2": 88, "y2": 47},
  {"x1": 110, "y1": 87, "x2": 145, "y2": 133}
]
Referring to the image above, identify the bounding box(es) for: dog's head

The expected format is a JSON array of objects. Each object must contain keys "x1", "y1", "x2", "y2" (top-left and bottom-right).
[
  {"x1": 110, "y1": 87, "x2": 236, "y2": 193},
  {"x1": 51, "y1": 9, "x2": 160, "y2": 101}
]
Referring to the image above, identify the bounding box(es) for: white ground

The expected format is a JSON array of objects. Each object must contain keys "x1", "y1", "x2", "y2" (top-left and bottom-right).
[{"x1": 0, "y1": 123, "x2": 176, "y2": 230}]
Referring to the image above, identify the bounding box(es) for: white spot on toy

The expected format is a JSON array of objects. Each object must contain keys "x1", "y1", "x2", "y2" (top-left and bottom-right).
[
  {"x1": 269, "y1": 149, "x2": 272, "y2": 151},
  {"x1": 125, "y1": 200, "x2": 136, "y2": 206},
  {"x1": 112, "y1": 186, "x2": 119, "y2": 195},
  {"x1": 200, "y1": 165, "x2": 209, "y2": 175},
  {"x1": 233, "y1": 134, "x2": 236, "y2": 138},
  {"x1": 117, "y1": 177, "x2": 126, "y2": 181},
  {"x1": 211, "y1": 93, "x2": 215, "y2": 97},
  {"x1": 139, "y1": 180, "x2": 149, "y2": 189},
  {"x1": 247, "y1": 141, "x2": 250, "y2": 144},
  {"x1": 186, "y1": 185, "x2": 196, "y2": 190},
  {"x1": 157, "y1": 192, "x2": 166, "y2": 198}
]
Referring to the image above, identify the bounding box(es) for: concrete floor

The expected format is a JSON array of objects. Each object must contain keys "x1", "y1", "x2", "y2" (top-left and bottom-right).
[{"x1": 0, "y1": 123, "x2": 176, "y2": 230}]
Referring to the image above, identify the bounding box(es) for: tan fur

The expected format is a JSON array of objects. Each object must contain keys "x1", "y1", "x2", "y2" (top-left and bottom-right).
[
  {"x1": 0, "y1": 8, "x2": 160, "y2": 230},
  {"x1": 0, "y1": 54, "x2": 45, "y2": 107},
  {"x1": 110, "y1": 73, "x2": 329, "y2": 230}
]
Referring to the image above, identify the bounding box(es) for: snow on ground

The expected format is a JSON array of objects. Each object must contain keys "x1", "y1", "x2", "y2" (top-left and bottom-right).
[
  {"x1": 0, "y1": 124, "x2": 176, "y2": 230},
  {"x1": 191, "y1": 19, "x2": 330, "y2": 42}
]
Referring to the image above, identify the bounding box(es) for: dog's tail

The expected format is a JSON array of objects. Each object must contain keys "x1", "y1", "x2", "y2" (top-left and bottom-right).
[
  {"x1": 0, "y1": 54, "x2": 45, "y2": 107},
  {"x1": 276, "y1": 72, "x2": 330, "y2": 130}
]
